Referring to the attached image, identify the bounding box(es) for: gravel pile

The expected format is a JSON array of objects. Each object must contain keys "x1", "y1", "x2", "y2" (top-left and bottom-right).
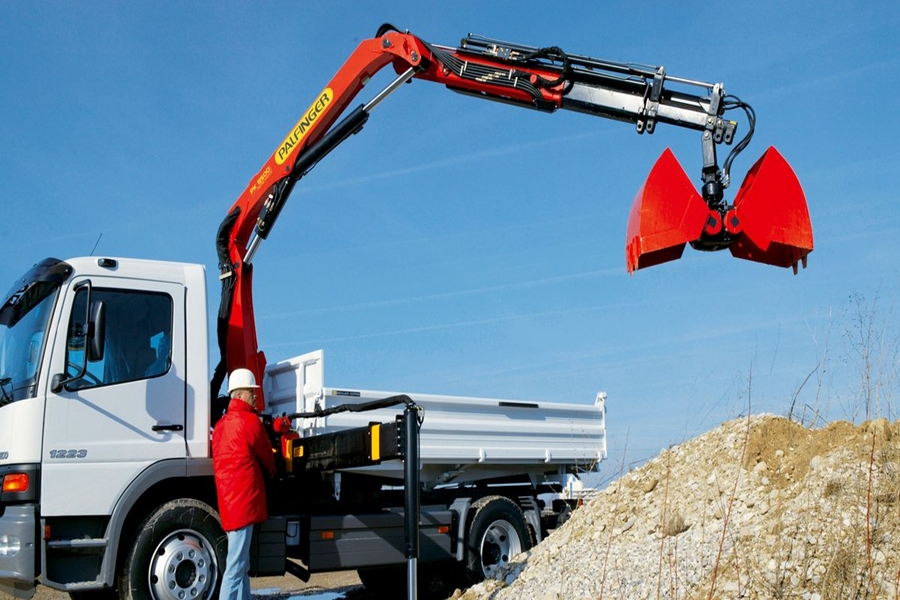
[{"x1": 453, "y1": 414, "x2": 900, "y2": 600}]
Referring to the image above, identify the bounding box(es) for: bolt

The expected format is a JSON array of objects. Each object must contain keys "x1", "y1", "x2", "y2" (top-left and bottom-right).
[{"x1": 411, "y1": 51, "x2": 419, "y2": 62}]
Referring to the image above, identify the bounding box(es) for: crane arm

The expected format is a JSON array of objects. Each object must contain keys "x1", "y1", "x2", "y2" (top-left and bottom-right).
[
  {"x1": 212, "y1": 28, "x2": 430, "y2": 401},
  {"x1": 213, "y1": 25, "x2": 812, "y2": 407}
]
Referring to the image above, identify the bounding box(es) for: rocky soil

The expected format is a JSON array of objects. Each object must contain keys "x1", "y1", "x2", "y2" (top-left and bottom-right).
[{"x1": 454, "y1": 414, "x2": 900, "y2": 600}]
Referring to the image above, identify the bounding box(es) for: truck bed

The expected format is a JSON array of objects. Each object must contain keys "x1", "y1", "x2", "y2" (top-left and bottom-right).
[{"x1": 264, "y1": 350, "x2": 606, "y2": 485}]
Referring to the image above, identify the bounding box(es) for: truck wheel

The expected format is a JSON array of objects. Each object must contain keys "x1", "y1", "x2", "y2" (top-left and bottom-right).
[
  {"x1": 465, "y1": 496, "x2": 534, "y2": 582},
  {"x1": 118, "y1": 498, "x2": 226, "y2": 600}
]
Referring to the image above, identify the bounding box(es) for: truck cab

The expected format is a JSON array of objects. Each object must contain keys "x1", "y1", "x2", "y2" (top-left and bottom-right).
[
  {"x1": 0, "y1": 256, "x2": 212, "y2": 598},
  {"x1": 0, "y1": 255, "x2": 606, "y2": 600}
]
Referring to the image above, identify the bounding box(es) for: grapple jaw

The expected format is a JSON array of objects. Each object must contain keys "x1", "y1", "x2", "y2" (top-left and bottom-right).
[
  {"x1": 625, "y1": 148, "x2": 708, "y2": 272},
  {"x1": 625, "y1": 146, "x2": 813, "y2": 274},
  {"x1": 726, "y1": 147, "x2": 814, "y2": 272}
]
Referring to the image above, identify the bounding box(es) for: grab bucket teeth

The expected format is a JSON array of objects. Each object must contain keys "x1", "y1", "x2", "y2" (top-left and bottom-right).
[
  {"x1": 728, "y1": 147, "x2": 813, "y2": 272},
  {"x1": 625, "y1": 148, "x2": 709, "y2": 273}
]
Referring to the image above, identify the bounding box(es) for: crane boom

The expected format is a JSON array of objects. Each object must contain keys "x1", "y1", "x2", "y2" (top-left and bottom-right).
[{"x1": 212, "y1": 24, "x2": 813, "y2": 406}]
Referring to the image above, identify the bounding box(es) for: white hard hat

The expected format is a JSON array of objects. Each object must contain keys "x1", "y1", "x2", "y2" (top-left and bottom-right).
[{"x1": 227, "y1": 368, "x2": 260, "y2": 393}]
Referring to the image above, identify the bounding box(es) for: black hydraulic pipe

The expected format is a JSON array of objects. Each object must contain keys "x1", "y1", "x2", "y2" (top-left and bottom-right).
[
  {"x1": 255, "y1": 104, "x2": 370, "y2": 240},
  {"x1": 404, "y1": 403, "x2": 421, "y2": 600},
  {"x1": 287, "y1": 393, "x2": 409, "y2": 420}
]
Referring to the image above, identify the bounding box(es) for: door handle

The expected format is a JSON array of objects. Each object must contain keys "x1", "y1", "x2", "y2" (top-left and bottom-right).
[{"x1": 152, "y1": 424, "x2": 184, "y2": 432}]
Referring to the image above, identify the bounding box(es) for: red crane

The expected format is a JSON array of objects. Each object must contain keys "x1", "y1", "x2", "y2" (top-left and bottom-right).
[{"x1": 212, "y1": 24, "x2": 814, "y2": 407}]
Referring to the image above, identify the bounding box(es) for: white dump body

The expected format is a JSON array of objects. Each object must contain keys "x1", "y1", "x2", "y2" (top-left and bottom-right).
[{"x1": 265, "y1": 350, "x2": 606, "y2": 485}]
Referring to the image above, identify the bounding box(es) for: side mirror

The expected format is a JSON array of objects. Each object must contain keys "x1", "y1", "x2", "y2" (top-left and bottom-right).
[
  {"x1": 52, "y1": 282, "x2": 103, "y2": 394},
  {"x1": 88, "y1": 300, "x2": 106, "y2": 361}
]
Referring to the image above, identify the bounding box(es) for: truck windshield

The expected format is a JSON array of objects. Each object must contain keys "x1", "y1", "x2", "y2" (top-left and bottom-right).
[{"x1": 0, "y1": 258, "x2": 72, "y2": 404}]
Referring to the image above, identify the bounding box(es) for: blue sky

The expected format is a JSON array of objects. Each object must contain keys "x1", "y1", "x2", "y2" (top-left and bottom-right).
[{"x1": 2, "y1": 2, "x2": 898, "y2": 474}]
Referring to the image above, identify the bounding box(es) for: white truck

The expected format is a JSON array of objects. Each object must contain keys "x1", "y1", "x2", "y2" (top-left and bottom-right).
[
  {"x1": 0, "y1": 22, "x2": 812, "y2": 600},
  {"x1": 0, "y1": 256, "x2": 605, "y2": 599}
]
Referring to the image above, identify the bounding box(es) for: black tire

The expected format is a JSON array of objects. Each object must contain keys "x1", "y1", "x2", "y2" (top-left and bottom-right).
[
  {"x1": 118, "y1": 498, "x2": 226, "y2": 600},
  {"x1": 465, "y1": 496, "x2": 534, "y2": 582}
]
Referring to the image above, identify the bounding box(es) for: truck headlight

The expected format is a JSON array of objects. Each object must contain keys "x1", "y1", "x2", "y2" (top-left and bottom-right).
[{"x1": 0, "y1": 535, "x2": 21, "y2": 557}]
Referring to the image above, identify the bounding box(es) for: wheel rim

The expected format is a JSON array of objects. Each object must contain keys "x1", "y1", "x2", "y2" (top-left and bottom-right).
[
  {"x1": 478, "y1": 519, "x2": 522, "y2": 578},
  {"x1": 147, "y1": 528, "x2": 218, "y2": 600}
]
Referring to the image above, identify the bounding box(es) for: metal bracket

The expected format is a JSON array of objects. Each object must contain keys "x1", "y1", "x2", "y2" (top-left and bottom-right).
[{"x1": 637, "y1": 67, "x2": 665, "y2": 134}]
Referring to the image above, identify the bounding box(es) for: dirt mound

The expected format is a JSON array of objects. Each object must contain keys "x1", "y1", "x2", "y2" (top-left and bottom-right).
[{"x1": 455, "y1": 414, "x2": 900, "y2": 599}]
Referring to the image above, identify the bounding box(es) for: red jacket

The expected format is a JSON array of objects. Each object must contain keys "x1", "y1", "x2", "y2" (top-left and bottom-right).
[{"x1": 212, "y1": 399, "x2": 276, "y2": 532}]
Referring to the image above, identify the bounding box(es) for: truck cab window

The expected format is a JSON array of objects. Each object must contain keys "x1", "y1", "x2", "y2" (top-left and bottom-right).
[
  {"x1": 65, "y1": 288, "x2": 173, "y2": 389},
  {"x1": 0, "y1": 286, "x2": 57, "y2": 403}
]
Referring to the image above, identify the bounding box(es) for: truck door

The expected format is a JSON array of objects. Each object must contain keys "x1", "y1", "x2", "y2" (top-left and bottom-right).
[{"x1": 41, "y1": 277, "x2": 187, "y2": 517}]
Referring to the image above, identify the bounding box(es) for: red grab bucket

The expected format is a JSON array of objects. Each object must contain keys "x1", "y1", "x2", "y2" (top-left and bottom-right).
[{"x1": 625, "y1": 146, "x2": 813, "y2": 274}]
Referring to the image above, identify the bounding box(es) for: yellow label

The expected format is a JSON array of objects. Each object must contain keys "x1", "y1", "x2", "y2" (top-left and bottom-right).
[
  {"x1": 275, "y1": 88, "x2": 333, "y2": 165},
  {"x1": 370, "y1": 423, "x2": 381, "y2": 462}
]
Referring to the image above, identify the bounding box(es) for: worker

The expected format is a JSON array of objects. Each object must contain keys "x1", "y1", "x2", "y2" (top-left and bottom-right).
[{"x1": 212, "y1": 368, "x2": 276, "y2": 600}]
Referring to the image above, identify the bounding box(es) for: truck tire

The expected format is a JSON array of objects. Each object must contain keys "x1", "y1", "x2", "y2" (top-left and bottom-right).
[
  {"x1": 465, "y1": 496, "x2": 534, "y2": 582},
  {"x1": 118, "y1": 498, "x2": 226, "y2": 600}
]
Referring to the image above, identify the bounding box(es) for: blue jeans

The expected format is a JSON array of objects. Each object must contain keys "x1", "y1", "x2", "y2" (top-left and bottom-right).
[{"x1": 220, "y1": 525, "x2": 253, "y2": 600}]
